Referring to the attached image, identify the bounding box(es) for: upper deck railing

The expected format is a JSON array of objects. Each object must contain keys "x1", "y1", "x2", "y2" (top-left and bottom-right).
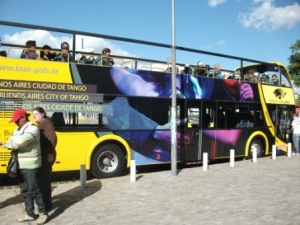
[{"x1": 0, "y1": 20, "x2": 291, "y2": 83}]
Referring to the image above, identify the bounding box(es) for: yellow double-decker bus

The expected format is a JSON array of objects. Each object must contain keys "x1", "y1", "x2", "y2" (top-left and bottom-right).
[{"x1": 0, "y1": 21, "x2": 295, "y2": 178}]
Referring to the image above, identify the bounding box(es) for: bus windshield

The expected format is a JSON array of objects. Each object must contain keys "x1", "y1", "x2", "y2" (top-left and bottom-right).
[{"x1": 236, "y1": 63, "x2": 291, "y2": 87}]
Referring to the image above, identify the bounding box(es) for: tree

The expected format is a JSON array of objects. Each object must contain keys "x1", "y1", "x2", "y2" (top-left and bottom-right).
[{"x1": 288, "y1": 40, "x2": 300, "y2": 87}]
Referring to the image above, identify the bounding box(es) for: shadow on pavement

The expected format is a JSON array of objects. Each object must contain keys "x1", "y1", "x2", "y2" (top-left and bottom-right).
[{"x1": 48, "y1": 180, "x2": 102, "y2": 221}]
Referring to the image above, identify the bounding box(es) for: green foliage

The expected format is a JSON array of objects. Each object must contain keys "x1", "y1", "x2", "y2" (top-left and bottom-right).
[{"x1": 288, "y1": 40, "x2": 300, "y2": 87}]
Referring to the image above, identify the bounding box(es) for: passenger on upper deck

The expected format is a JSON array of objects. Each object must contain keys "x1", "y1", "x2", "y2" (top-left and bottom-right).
[
  {"x1": 0, "y1": 39, "x2": 6, "y2": 57},
  {"x1": 101, "y1": 48, "x2": 114, "y2": 66},
  {"x1": 181, "y1": 64, "x2": 192, "y2": 75},
  {"x1": 56, "y1": 42, "x2": 71, "y2": 62},
  {"x1": 211, "y1": 64, "x2": 224, "y2": 79},
  {"x1": 259, "y1": 73, "x2": 270, "y2": 84},
  {"x1": 40, "y1": 45, "x2": 56, "y2": 61},
  {"x1": 194, "y1": 61, "x2": 208, "y2": 77},
  {"x1": 20, "y1": 40, "x2": 39, "y2": 60},
  {"x1": 271, "y1": 74, "x2": 279, "y2": 85},
  {"x1": 244, "y1": 69, "x2": 258, "y2": 83},
  {"x1": 0, "y1": 51, "x2": 6, "y2": 57}
]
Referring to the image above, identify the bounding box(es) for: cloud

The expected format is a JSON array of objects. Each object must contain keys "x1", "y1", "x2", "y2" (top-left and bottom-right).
[
  {"x1": 238, "y1": 0, "x2": 300, "y2": 31},
  {"x1": 3, "y1": 29, "x2": 135, "y2": 58},
  {"x1": 208, "y1": 0, "x2": 226, "y2": 7},
  {"x1": 217, "y1": 40, "x2": 225, "y2": 45}
]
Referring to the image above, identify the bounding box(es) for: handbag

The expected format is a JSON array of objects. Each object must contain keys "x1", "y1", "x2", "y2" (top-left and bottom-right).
[{"x1": 6, "y1": 150, "x2": 19, "y2": 177}]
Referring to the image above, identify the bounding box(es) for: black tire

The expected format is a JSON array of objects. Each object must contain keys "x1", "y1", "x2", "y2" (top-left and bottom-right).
[
  {"x1": 248, "y1": 139, "x2": 264, "y2": 159},
  {"x1": 91, "y1": 144, "x2": 125, "y2": 178}
]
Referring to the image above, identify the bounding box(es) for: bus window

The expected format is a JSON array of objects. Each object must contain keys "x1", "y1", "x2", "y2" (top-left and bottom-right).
[
  {"x1": 279, "y1": 67, "x2": 291, "y2": 87},
  {"x1": 216, "y1": 105, "x2": 225, "y2": 128},
  {"x1": 254, "y1": 111, "x2": 264, "y2": 127},
  {"x1": 186, "y1": 101, "x2": 214, "y2": 129},
  {"x1": 187, "y1": 107, "x2": 199, "y2": 128},
  {"x1": 51, "y1": 112, "x2": 65, "y2": 127}
]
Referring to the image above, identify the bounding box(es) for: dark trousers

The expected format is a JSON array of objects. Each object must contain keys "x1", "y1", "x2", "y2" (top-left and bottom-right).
[
  {"x1": 37, "y1": 161, "x2": 53, "y2": 210},
  {"x1": 18, "y1": 168, "x2": 46, "y2": 216}
]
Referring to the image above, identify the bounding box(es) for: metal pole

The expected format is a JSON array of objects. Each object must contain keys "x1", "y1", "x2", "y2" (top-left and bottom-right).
[
  {"x1": 72, "y1": 34, "x2": 76, "y2": 62},
  {"x1": 272, "y1": 145, "x2": 276, "y2": 160},
  {"x1": 80, "y1": 164, "x2": 86, "y2": 188},
  {"x1": 230, "y1": 149, "x2": 235, "y2": 167},
  {"x1": 203, "y1": 152, "x2": 208, "y2": 171},
  {"x1": 171, "y1": 0, "x2": 177, "y2": 176},
  {"x1": 287, "y1": 142, "x2": 292, "y2": 157},
  {"x1": 252, "y1": 147, "x2": 257, "y2": 163},
  {"x1": 130, "y1": 160, "x2": 136, "y2": 182}
]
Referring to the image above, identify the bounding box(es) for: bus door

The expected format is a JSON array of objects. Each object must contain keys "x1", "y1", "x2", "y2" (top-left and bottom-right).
[
  {"x1": 183, "y1": 101, "x2": 214, "y2": 161},
  {"x1": 267, "y1": 104, "x2": 293, "y2": 143},
  {"x1": 184, "y1": 100, "x2": 201, "y2": 161}
]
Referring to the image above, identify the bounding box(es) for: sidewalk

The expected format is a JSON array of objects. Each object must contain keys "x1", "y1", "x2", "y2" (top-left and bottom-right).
[{"x1": 0, "y1": 156, "x2": 300, "y2": 225}]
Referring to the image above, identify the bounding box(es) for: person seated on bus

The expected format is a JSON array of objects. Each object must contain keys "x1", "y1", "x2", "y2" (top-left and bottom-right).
[
  {"x1": 101, "y1": 48, "x2": 114, "y2": 66},
  {"x1": 78, "y1": 54, "x2": 97, "y2": 64},
  {"x1": 271, "y1": 74, "x2": 279, "y2": 85},
  {"x1": 244, "y1": 70, "x2": 258, "y2": 83},
  {"x1": 210, "y1": 64, "x2": 224, "y2": 79},
  {"x1": 20, "y1": 40, "x2": 39, "y2": 59},
  {"x1": 0, "y1": 37, "x2": 6, "y2": 57},
  {"x1": 51, "y1": 112, "x2": 65, "y2": 127},
  {"x1": 259, "y1": 73, "x2": 270, "y2": 84},
  {"x1": 194, "y1": 61, "x2": 208, "y2": 77},
  {"x1": 181, "y1": 64, "x2": 192, "y2": 75},
  {"x1": 56, "y1": 42, "x2": 71, "y2": 62},
  {"x1": 40, "y1": 45, "x2": 56, "y2": 61},
  {"x1": 204, "y1": 64, "x2": 211, "y2": 76},
  {"x1": 0, "y1": 50, "x2": 7, "y2": 57}
]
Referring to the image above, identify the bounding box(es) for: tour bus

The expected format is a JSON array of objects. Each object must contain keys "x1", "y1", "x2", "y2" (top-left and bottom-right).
[{"x1": 0, "y1": 21, "x2": 295, "y2": 178}]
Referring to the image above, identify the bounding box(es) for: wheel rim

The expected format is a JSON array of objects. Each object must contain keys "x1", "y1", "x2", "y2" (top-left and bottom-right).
[
  {"x1": 97, "y1": 150, "x2": 119, "y2": 173},
  {"x1": 250, "y1": 142, "x2": 262, "y2": 157}
]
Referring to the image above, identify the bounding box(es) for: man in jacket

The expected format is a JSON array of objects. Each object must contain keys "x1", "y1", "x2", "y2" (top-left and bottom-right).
[{"x1": 0, "y1": 109, "x2": 48, "y2": 224}]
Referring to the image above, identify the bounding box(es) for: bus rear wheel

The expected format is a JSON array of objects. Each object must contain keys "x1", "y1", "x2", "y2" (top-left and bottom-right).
[
  {"x1": 91, "y1": 144, "x2": 125, "y2": 178},
  {"x1": 248, "y1": 139, "x2": 264, "y2": 159}
]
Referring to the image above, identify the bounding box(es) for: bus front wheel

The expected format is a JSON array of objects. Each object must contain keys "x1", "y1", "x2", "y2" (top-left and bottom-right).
[
  {"x1": 91, "y1": 144, "x2": 125, "y2": 178},
  {"x1": 248, "y1": 139, "x2": 264, "y2": 159}
]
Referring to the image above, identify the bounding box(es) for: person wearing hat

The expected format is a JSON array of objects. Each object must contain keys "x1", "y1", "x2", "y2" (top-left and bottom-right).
[
  {"x1": 194, "y1": 61, "x2": 208, "y2": 77},
  {"x1": 101, "y1": 47, "x2": 114, "y2": 66},
  {"x1": 0, "y1": 109, "x2": 48, "y2": 224}
]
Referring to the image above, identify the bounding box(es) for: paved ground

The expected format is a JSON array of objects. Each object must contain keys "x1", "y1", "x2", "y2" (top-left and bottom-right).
[{"x1": 0, "y1": 155, "x2": 300, "y2": 225}]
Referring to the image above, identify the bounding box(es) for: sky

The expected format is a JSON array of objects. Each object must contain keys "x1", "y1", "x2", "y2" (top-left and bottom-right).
[{"x1": 0, "y1": 0, "x2": 300, "y2": 72}]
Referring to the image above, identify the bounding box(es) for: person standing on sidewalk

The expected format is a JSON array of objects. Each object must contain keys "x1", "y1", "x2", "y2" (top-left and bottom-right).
[
  {"x1": 32, "y1": 107, "x2": 57, "y2": 211},
  {"x1": 0, "y1": 109, "x2": 48, "y2": 224},
  {"x1": 292, "y1": 113, "x2": 300, "y2": 156}
]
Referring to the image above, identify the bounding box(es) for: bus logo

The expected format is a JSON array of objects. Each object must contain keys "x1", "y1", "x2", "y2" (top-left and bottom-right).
[{"x1": 273, "y1": 88, "x2": 286, "y2": 99}]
